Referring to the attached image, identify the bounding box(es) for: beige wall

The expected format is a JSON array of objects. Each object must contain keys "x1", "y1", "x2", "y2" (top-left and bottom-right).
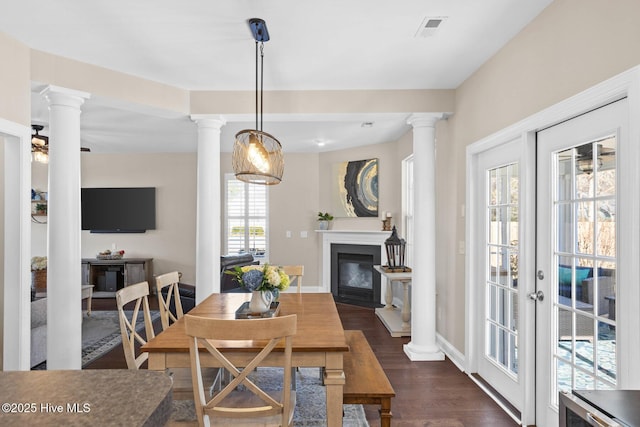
[
  {"x1": 79, "y1": 153, "x2": 198, "y2": 283},
  {"x1": 191, "y1": 89, "x2": 454, "y2": 115},
  {"x1": 0, "y1": 32, "x2": 30, "y2": 126},
  {"x1": 439, "y1": 0, "x2": 640, "y2": 352},
  {"x1": 31, "y1": 50, "x2": 190, "y2": 116}
]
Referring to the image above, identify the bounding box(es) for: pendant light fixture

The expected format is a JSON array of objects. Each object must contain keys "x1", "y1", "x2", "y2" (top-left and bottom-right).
[
  {"x1": 31, "y1": 125, "x2": 49, "y2": 164},
  {"x1": 232, "y1": 18, "x2": 284, "y2": 185}
]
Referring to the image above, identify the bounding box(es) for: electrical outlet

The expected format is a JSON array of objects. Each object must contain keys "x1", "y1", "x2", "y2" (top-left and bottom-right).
[{"x1": 286, "y1": 231, "x2": 292, "y2": 238}]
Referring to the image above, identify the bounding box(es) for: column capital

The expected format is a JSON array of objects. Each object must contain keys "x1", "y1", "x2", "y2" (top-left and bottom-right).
[
  {"x1": 407, "y1": 113, "x2": 447, "y2": 129},
  {"x1": 190, "y1": 114, "x2": 226, "y2": 130},
  {"x1": 40, "y1": 85, "x2": 90, "y2": 109}
]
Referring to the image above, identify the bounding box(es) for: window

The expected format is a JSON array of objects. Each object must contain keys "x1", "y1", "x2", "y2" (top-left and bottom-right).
[
  {"x1": 402, "y1": 155, "x2": 414, "y2": 267},
  {"x1": 224, "y1": 174, "x2": 268, "y2": 261}
]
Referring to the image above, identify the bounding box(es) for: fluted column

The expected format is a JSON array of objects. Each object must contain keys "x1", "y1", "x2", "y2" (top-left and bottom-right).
[
  {"x1": 404, "y1": 113, "x2": 445, "y2": 361},
  {"x1": 42, "y1": 85, "x2": 90, "y2": 370},
  {"x1": 191, "y1": 115, "x2": 226, "y2": 301}
]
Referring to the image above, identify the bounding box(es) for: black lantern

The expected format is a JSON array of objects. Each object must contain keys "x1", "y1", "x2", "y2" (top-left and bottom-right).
[{"x1": 384, "y1": 226, "x2": 407, "y2": 271}]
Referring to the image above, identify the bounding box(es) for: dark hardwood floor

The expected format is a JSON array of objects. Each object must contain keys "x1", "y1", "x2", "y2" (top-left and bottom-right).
[{"x1": 84, "y1": 297, "x2": 517, "y2": 426}]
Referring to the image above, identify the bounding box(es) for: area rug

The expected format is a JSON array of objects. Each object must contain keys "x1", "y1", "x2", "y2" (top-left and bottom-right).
[
  {"x1": 32, "y1": 310, "x2": 160, "y2": 369},
  {"x1": 81, "y1": 310, "x2": 160, "y2": 366},
  {"x1": 171, "y1": 367, "x2": 369, "y2": 426}
]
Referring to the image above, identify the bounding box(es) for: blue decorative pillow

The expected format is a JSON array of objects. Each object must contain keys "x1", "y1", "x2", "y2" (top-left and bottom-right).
[
  {"x1": 575, "y1": 266, "x2": 592, "y2": 282},
  {"x1": 558, "y1": 265, "x2": 592, "y2": 300},
  {"x1": 559, "y1": 265, "x2": 592, "y2": 285},
  {"x1": 558, "y1": 265, "x2": 572, "y2": 287}
]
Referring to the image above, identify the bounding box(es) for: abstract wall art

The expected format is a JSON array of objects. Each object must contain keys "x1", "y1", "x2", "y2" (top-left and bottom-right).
[{"x1": 332, "y1": 158, "x2": 378, "y2": 217}]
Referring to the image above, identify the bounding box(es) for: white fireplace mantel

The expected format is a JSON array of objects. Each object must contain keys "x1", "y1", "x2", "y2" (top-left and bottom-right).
[{"x1": 317, "y1": 230, "x2": 390, "y2": 295}]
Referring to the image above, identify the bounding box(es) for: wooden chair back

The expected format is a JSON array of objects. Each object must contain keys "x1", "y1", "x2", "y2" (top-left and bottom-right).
[
  {"x1": 280, "y1": 265, "x2": 304, "y2": 293},
  {"x1": 184, "y1": 314, "x2": 298, "y2": 426},
  {"x1": 155, "y1": 271, "x2": 183, "y2": 330},
  {"x1": 115, "y1": 281, "x2": 155, "y2": 370}
]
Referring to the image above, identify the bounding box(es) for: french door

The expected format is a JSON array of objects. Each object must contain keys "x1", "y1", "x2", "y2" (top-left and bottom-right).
[
  {"x1": 535, "y1": 100, "x2": 626, "y2": 426},
  {"x1": 474, "y1": 138, "x2": 534, "y2": 418}
]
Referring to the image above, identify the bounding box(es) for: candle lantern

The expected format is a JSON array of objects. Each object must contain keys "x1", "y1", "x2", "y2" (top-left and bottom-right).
[{"x1": 384, "y1": 226, "x2": 407, "y2": 271}]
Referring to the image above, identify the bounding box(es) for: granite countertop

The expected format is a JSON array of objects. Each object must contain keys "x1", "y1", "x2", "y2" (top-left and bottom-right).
[{"x1": 0, "y1": 370, "x2": 172, "y2": 426}]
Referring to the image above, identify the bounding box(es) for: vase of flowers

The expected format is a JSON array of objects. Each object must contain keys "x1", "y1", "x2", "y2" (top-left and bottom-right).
[
  {"x1": 226, "y1": 264, "x2": 290, "y2": 313},
  {"x1": 249, "y1": 290, "x2": 273, "y2": 313}
]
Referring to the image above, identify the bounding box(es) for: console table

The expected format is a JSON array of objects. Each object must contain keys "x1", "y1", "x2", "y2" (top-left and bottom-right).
[
  {"x1": 374, "y1": 265, "x2": 412, "y2": 337},
  {"x1": 81, "y1": 258, "x2": 153, "y2": 295}
]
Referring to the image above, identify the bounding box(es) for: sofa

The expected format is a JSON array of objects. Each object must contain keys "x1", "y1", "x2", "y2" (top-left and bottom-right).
[
  {"x1": 31, "y1": 297, "x2": 47, "y2": 368},
  {"x1": 160, "y1": 254, "x2": 258, "y2": 317},
  {"x1": 558, "y1": 265, "x2": 615, "y2": 317},
  {"x1": 220, "y1": 253, "x2": 259, "y2": 293}
]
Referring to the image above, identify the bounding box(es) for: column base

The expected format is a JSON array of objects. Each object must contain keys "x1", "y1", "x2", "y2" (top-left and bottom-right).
[{"x1": 403, "y1": 341, "x2": 445, "y2": 361}]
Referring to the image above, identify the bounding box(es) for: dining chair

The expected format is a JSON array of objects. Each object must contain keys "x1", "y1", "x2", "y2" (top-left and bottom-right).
[
  {"x1": 155, "y1": 272, "x2": 225, "y2": 402},
  {"x1": 115, "y1": 281, "x2": 155, "y2": 370},
  {"x1": 280, "y1": 265, "x2": 304, "y2": 293},
  {"x1": 184, "y1": 314, "x2": 298, "y2": 427},
  {"x1": 155, "y1": 271, "x2": 183, "y2": 331}
]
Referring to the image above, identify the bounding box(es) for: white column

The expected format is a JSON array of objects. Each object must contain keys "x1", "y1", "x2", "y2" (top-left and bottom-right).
[
  {"x1": 404, "y1": 113, "x2": 445, "y2": 361},
  {"x1": 42, "y1": 85, "x2": 90, "y2": 369},
  {"x1": 191, "y1": 115, "x2": 225, "y2": 301}
]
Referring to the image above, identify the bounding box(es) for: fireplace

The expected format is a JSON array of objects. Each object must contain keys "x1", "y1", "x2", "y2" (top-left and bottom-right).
[{"x1": 331, "y1": 243, "x2": 382, "y2": 307}]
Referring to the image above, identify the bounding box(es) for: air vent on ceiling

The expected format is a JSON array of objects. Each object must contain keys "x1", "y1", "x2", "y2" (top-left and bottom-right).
[{"x1": 415, "y1": 16, "x2": 447, "y2": 38}]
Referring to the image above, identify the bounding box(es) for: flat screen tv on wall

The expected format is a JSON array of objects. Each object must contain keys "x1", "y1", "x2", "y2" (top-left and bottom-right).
[{"x1": 81, "y1": 187, "x2": 156, "y2": 233}]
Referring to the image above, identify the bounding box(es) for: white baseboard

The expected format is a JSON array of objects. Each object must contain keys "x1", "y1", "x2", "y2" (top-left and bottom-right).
[{"x1": 436, "y1": 333, "x2": 466, "y2": 371}]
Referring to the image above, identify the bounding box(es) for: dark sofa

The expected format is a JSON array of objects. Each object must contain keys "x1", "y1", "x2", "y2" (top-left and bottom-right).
[
  {"x1": 161, "y1": 254, "x2": 258, "y2": 316},
  {"x1": 558, "y1": 265, "x2": 615, "y2": 316},
  {"x1": 220, "y1": 253, "x2": 259, "y2": 292}
]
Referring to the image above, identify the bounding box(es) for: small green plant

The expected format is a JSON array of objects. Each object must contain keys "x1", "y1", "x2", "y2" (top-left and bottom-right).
[
  {"x1": 317, "y1": 212, "x2": 334, "y2": 221},
  {"x1": 35, "y1": 203, "x2": 47, "y2": 214}
]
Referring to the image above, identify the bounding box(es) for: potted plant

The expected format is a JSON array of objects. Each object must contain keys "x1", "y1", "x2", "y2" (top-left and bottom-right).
[
  {"x1": 317, "y1": 212, "x2": 334, "y2": 230},
  {"x1": 35, "y1": 203, "x2": 47, "y2": 215}
]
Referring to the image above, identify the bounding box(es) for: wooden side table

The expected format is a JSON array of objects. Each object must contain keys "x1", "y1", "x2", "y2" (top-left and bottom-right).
[
  {"x1": 81, "y1": 285, "x2": 94, "y2": 316},
  {"x1": 373, "y1": 266, "x2": 412, "y2": 337}
]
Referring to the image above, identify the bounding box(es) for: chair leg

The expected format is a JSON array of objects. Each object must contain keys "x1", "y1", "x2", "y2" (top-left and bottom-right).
[{"x1": 291, "y1": 367, "x2": 297, "y2": 391}]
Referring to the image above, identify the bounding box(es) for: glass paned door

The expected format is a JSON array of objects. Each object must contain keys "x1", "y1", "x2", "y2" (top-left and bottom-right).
[
  {"x1": 474, "y1": 138, "x2": 530, "y2": 415},
  {"x1": 536, "y1": 100, "x2": 625, "y2": 426},
  {"x1": 486, "y1": 163, "x2": 520, "y2": 376},
  {"x1": 554, "y1": 139, "x2": 617, "y2": 393}
]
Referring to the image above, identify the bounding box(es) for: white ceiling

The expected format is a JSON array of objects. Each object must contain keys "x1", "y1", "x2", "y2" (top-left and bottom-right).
[{"x1": 3, "y1": 0, "x2": 553, "y2": 153}]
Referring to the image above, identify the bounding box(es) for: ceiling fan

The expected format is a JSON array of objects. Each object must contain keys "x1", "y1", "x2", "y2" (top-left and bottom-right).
[
  {"x1": 575, "y1": 142, "x2": 615, "y2": 174},
  {"x1": 31, "y1": 125, "x2": 90, "y2": 164}
]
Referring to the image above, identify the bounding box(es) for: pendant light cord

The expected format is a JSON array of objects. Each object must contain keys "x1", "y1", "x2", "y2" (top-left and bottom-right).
[
  {"x1": 260, "y1": 42, "x2": 264, "y2": 133},
  {"x1": 255, "y1": 40, "x2": 259, "y2": 131},
  {"x1": 254, "y1": 41, "x2": 266, "y2": 133}
]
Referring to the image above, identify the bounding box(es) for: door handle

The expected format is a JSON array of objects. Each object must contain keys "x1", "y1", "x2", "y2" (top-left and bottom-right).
[{"x1": 528, "y1": 290, "x2": 544, "y2": 302}]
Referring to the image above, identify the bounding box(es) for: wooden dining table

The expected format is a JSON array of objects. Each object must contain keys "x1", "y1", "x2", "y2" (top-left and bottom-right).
[{"x1": 141, "y1": 292, "x2": 349, "y2": 426}]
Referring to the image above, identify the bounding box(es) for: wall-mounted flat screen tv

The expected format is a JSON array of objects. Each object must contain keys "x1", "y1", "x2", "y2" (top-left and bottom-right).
[{"x1": 81, "y1": 187, "x2": 156, "y2": 233}]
